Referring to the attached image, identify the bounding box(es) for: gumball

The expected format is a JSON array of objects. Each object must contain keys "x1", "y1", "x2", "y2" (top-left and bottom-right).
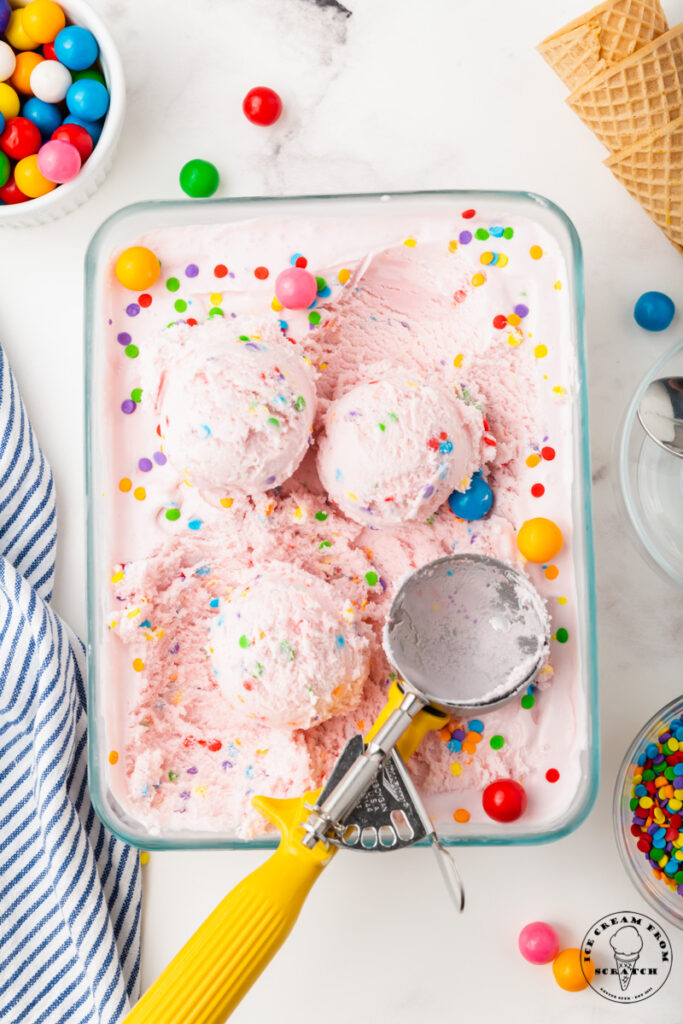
[
  {"x1": 0, "y1": 117, "x2": 42, "y2": 159},
  {"x1": 517, "y1": 517, "x2": 563, "y2": 564},
  {"x1": 179, "y1": 158, "x2": 219, "y2": 198},
  {"x1": 0, "y1": 41, "x2": 17, "y2": 83},
  {"x1": 37, "y1": 138, "x2": 80, "y2": 182},
  {"x1": 63, "y1": 113, "x2": 101, "y2": 143},
  {"x1": 634, "y1": 290, "x2": 675, "y2": 332},
  {"x1": 51, "y1": 121, "x2": 92, "y2": 162},
  {"x1": 71, "y1": 68, "x2": 105, "y2": 85},
  {"x1": 5, "y1": 9, "x2": 39, "y2": 50},
  {"x1": 275, "y1": 267, "x2": 318, "y2": 309},
  {"x1": 22, "y1": 96, "x2": 62, "y2": 137},
  {"x1": 0, "y1": 112, "x2": 4, "y2": 136},
  {"x1": 66, "y1": 78, "x2": 109, "y2": 120},
  {"x1": 11, "y1": 52, "x2": 44, "y2": 96},
  {"x1": 242, "y1": 86, "x2": 282, "y2": 126},
  {"x1": 0, "y1": 83, "x2": 20, "y2": 120},
  {"x1": 54, "y1": 26, "x2": 99, "y2": 71},
  {"x1": 0, "y1": 0, "x2": 10, "y2": 34},
  {"x1": 43, "y1": 40, "x2": 57, "y2": 61},
  {"x1": 482, "y1": 779, "x2": 527, "y2": 822},
  {"x1": 30, "y1": 59, "x2": 71, "y2": 103},
  {"x1": 115, "y1": 246, "x2": 161, "y2": 291},
  {"x1": 552, "y1": 949, "x2": 594, "y2": 992},
  {"x1": 518, "y1": 922, "x2": 560, "y2": 965},
  {"x1": 448, "y1": 470, "x2": 493, "y2": 520},
  {"x1": 22, "y1": 1, "x2": 66, "y2": 45},
  {"x1": 0, "y1": 150, "x2": 9, "y2": 188},
  {"x1": 13, "y1": 153, "x2": 56, "y2": 198},
  {"x1": 0, "y1": 175, "x2": 29, "y2": 204}
]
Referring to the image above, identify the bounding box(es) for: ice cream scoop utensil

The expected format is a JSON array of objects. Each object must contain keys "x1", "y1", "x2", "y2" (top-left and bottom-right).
[
  {"x1": 637, "y1": 376, "x2": 683, "y2": 458},
  {"x1": 123, "y1": 554, "x2": 549, "y2": 1024}
]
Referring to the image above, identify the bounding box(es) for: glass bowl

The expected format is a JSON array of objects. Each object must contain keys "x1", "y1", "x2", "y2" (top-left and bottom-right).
[
  {"x1": 614, "y1": 695, "x2": 683, "y2": 929},
  {"x1": 85, "y1": 190, "x2": 599, "y2": 849},
  {"x1": 617, "y1": 339, "x2": 683, "y2": 589}
]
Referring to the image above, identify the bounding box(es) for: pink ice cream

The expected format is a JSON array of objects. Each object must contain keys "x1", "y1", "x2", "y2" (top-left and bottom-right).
[
  {"x1": 146, "y1": 317, "x2": 315, "y2": 495},
  {"x1": 209, "y1": 563, "x2": 370, "y2": 729},
  {"x1": 97, "y1": 200, "x2": 588, "y2": 841},
  {"x1": 317, "y1": 371, "x2": 489, "y2": 526}
]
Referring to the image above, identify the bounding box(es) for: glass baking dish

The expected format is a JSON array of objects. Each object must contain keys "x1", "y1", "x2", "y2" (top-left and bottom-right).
[{"x1": 85, "y1": 190, "x2": 599, "y2": 850}]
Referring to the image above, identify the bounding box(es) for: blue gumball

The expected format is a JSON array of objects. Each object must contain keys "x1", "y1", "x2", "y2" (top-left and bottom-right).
[
  {"x1": 66, "y1": 79, "x2": 110, "y2": 121},
  {"x1": 634, "y1": 291, "x2": 675, "y2": 332},
  {"x1": 54, "y1": 26, "x2": 99, "y2": 72},
  {"x1": 448, "y1": 471, "x2": 493, "y2": 521},
  {"x1": 0, "y1": 0, "x2": 9, "y2": 33},
  {"x1": 22, "y1": 98, "x2": 62, "y2": 139},
  {"x1": 0, "y1": 112, "x2": 4, "y2": 137},
  {"x1": 63, "y1": 114, "x2": 103, "y2": 144}
]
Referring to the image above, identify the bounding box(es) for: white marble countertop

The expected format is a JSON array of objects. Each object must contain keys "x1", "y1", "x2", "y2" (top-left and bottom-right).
[{"x1": 2, "y1": 0, "x2": 683, "y2": 1020}]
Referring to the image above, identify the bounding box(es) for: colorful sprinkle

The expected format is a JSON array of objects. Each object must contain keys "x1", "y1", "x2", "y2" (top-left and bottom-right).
[
  {"x1": 521, "y1": 694, "x2": 535, "y2": 709},
  {"x1": 165, "y1": 508, "x2": 181, "y2": 521},
  {"x1": 166, "y1": 277, "x2": 180, "y2": 292},
  {"x1": 254, "y1": 266, "x2": 269, "y2": 280},
  {"x1": 133, "y1": 487, "x2": 146, "y2": 501},
  {"x1": 214, "y1": 264, "x2": 228, "y2": 278},
  {"x1": 119, "y1": 478, "x2": 132, "y2": 492},
  {"x1": 526, "y1": 454, "x2": 541, "y2": 468},
  {"x1": 530, "y1": 245, "x2": 543, "y2": 259},
  {"x1": 185, "y1": 264, "x2": 199, "y2": 278},
  {"x1": 124, "y1": 344, "x2": 139, "y2": 359},
  {"x1": 453, "y1": 808, "x2": 470, "y2": 823},
  {"x1": 471, "y1": 273, "x2": 485, "y2": 287},
  {"x1": 546, "y1": 768, "x2": 560, "y2": 783},
  {"x1": 338, "y1": 268, "x2": 350, "y2": 284},
  {"x1": 544, "y1": 565, "x2": 559, "y2": 580},
  {"x1": 132, "y1": 658, "x2": 144, "y2": 672},
  {"x1": 531, "y1": 483, "x2": 545, "y2": 498},
  {"x1": 365, "y1": 571, "x2": 379, "y2": 586},
  {"x1": 490, "y1": 735, "x2": 504, "y2": 750},
  {"x1": 121, "y1": 399, "x2": 135, "y2": 414},
  {"x1": 108, "y1": 750, "x2": 119, "y2": 765},
  {"x1": 556, "y1": 628, "x2": 569, "y2": 643},
  {"x1": 534, "y1": 344, "x2": 548, "y2": 358}
]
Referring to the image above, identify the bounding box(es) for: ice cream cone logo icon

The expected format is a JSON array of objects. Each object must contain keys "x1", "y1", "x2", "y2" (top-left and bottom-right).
[{"x1": 609, "y1": 926, "x2": 643, "y2": 991}]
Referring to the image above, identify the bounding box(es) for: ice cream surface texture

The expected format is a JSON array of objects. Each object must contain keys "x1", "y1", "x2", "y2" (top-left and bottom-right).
[
  {"x1": 209, "y1": 564, "x2": 370, "y2": 729},
  {"x1": 317, "y1": 373, "x2": 489, "y2": 526},
  {"x1": 97, "y1": 196, "x2": 589, "y2": 841},
  {"x1": 147, "y1": 317, "x2": 315, "y2": 495}
]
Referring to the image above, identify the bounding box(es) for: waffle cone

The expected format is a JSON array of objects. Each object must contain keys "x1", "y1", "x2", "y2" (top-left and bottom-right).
[
  {"x1": 538, "y1": 0, "x2": 668, "y2": 92},
  {"x1": 567, "y1": 23, "x2": 683, "y2": 152},
  {"x1": 605, "y1": 115, "x2": 683, "y2": 252}
]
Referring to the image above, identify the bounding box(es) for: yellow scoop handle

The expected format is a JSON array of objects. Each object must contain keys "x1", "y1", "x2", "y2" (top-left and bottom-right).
[{"x1": 123, "y1": 682, "x2": 445, "y2": 1024}]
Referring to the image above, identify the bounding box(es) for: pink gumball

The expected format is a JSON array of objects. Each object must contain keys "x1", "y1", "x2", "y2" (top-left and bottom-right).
[
  {"x1": 274, "y1": 267, "x2": 318, "y2": 310},
  {"x1": 518, "y1": 921, "x2": 560, "y2": 965},
  {"x1": 37, "y1": 139, "x2": 81, "y2": 184}
]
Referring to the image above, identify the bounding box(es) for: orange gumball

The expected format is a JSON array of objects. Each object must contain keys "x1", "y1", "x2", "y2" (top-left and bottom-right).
[
  {"x1": 552, "y1": 948, "x2": 595, "y2": 992},
  {"x1": 11, "y1": 52, "x2": 44, "y2": 96},
  {"x1": 22, "y1": 1, "x2": 66, "y2": 45},
  {"x1": 14, "y1": 154, "x2": 56, "y2": 198},
  {"x1": 517, "y1": 517, "x2": 563, "y2": 564}
]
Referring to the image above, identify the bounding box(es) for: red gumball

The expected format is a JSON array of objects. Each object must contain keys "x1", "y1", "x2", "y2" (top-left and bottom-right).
[
  {"x1": 0, "y1": 176, "x2": 30, "y2": 205},
  {"x1": 482, "y1": 779, "x2": 527, "y2": 822},
  {"x1": 51, "y1": 122, "x2": 94, "y2": 162},
  {"x1": 0, "y1": 117, "x2": 42, "y2": 160},
  {"x1": 43, "y1": 41, "x2": 57, "y2": 60},
  {"x1": 242, "y1": 86, "x2": 282, "y2": 126}
]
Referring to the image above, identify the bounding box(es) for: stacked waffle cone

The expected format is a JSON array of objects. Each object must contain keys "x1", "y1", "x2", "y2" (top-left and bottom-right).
[{"x1": 538, "y1": 0, "x2": 683, "y2": 253}]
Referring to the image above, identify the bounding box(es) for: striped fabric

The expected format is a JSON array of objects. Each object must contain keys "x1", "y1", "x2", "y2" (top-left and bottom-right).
[{"x1": 0, "y1": 345, "x2": 141, "y2": 1023}]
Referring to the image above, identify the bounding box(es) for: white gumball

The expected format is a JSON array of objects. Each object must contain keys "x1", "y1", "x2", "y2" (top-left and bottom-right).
[
  {"x1": 30, "y1": 60, "x2": 72, "y2": 104},
  {"x1": 0, "y1": 41, "x2": 16, "y2": 83}
]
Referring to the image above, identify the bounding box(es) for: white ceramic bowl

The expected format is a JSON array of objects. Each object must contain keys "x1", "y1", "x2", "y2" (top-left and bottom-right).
[{"x1": 0, "y1": 0, "x2": 125, "y2": 227}]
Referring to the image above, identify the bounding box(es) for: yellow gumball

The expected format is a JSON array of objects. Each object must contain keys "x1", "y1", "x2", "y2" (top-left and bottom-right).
[
  {"x1": 5, "y1": 9, "x2": 40, "y2": 51},
  {"x1": 14, "y1": 155, "x2": 57, "y2": 199},
  {"x1": 115, "y1": 247, "x2": 161, "y2": 291},
  {"x1": 517, "y1": 517, "x2": 563, "y2": 564},
  {"x1": 0, "y1": 83, "x2": 20, "y2": 120},
  {"x1": 22, "y1": 0, "x2": 66, "y2": 45},
  {"x1": 552, "y1": 948, "x2": 594, "y2": 992}
]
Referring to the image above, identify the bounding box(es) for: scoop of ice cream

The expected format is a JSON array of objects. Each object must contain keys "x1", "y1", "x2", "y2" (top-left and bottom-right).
[
  {"x1": 209, "y1": 564, "x2": 370, "y2": 729},
  {"x1": 610, "y1": 926, "x2": 643, "y2": 956},
  {"x1": 149, "y1": 318, "x2": 315, "y2": 494},
  {"x1": 316, "y1": 373, "x2": 488, "y2": 526}
]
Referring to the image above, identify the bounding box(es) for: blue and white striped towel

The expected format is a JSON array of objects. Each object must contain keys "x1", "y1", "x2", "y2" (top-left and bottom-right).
[{"x1": 0, "y1": 344, "x2": 141, "y2": 1023}]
